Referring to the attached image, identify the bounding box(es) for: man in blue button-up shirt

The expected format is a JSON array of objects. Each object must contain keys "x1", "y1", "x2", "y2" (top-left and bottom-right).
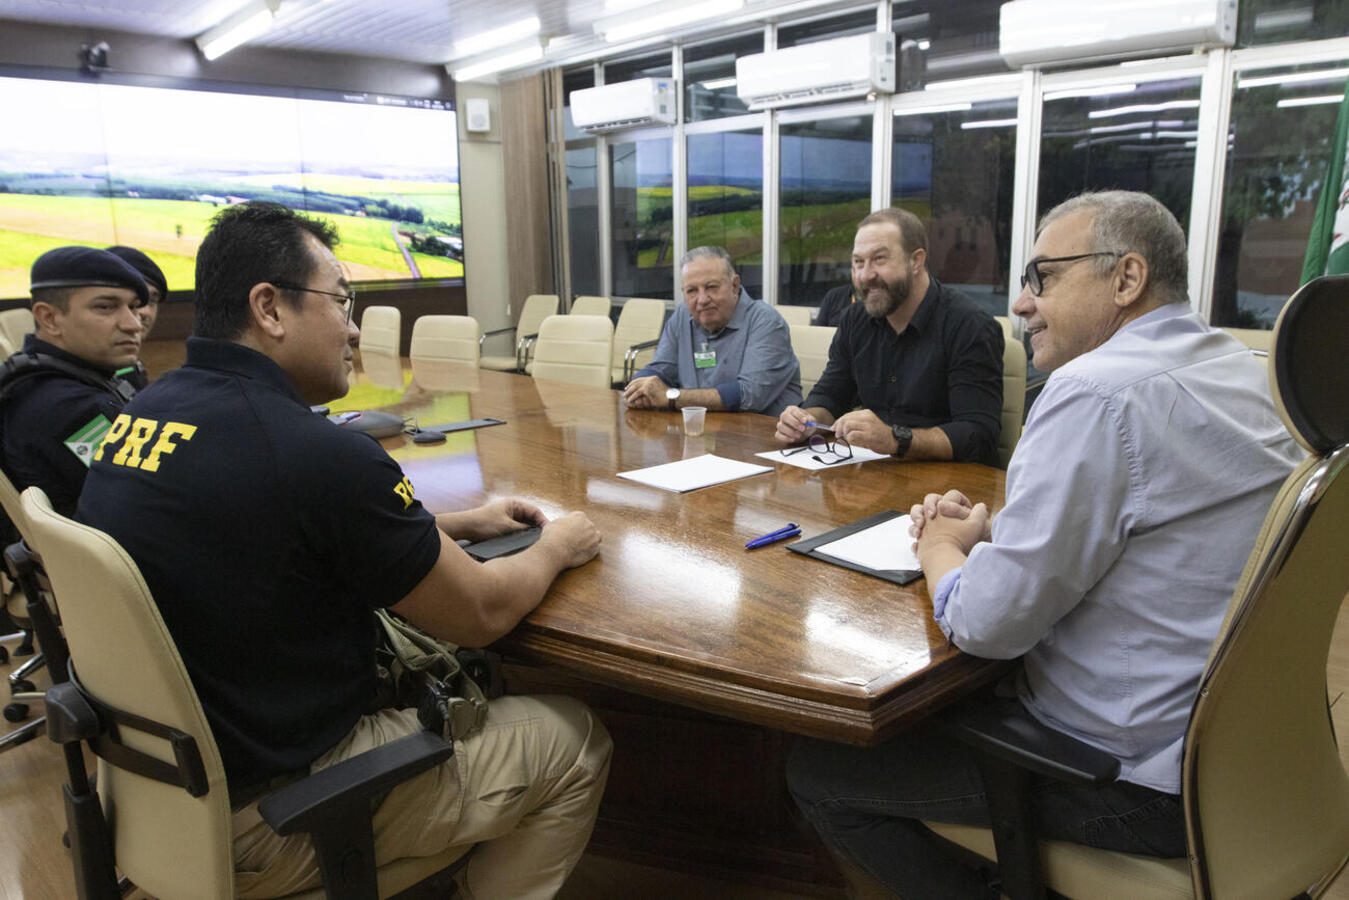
[
  {"x1": 787, "y1": 191, "x2": 1303, "y2": 897},
  {"x1": 623, "y1": 246, "x2": 801, "y2": 416}
]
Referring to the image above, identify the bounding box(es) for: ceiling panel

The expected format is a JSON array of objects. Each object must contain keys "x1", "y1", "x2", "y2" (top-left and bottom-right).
[{"x1": 0, "y1": 0, "x2": 869, "y2": 70}]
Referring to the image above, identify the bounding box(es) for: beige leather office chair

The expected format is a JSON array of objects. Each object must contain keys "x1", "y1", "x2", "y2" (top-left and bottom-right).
[
  {"x1": 995, "y1": 316, "x2": 1027, "y2": 468},
  {"x1": 0, "y1": 307, "x2": 33, "y2": 352},
  {"x1": 479, "y1": 294, "x2": 558, "y2": 373},
  {"x1": 0, "y1": 331, "x2": 13, "y2": 358},
  {"x1": 531, "y1": 314, "x2": 614, "y2": 389},
  {"x1": 790, "y1": 324, "x2": 835, "y2": 398},
  {"x1": 777, "y1": 305, "x2": 813, "y2": 327},
  {"x1": 610, "y1": 298, "x2": 667, "y2": 386},
  {"x1": 1222, "y1": 326, "x2": 1273, "y2": 354},
  {"x1": 1, "y1": 467, "x2": 48, "y2": 751},
  {"x1": 24, "y1": 487, "x2": 468, "y2": 900},
  {"x1": 927, "y1": 275, "x2": 1349, "y2": 900},
  {"x1": 410, "y1": 315, "x2": 479, "y2": 368},
  {"x1": 358, "y1": 305, "x2": 401, "y2": 357},
  {"x1": 570, "y1": 295, "x2": 611, "y2": 318}
]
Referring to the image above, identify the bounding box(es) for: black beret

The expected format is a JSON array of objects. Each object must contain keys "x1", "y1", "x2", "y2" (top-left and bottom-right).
[
  {"x1": 106, "y1": 246, "x2": 168, "y2": 301},
  {"x1": 30, "y1": 246, "x2": 149, "y2": 305}
]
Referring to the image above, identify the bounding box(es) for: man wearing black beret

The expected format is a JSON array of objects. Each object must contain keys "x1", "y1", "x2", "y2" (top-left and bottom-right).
[
  {"x1": 0, "y1": 245, "x2": 147, "y2": 517},
  {"x1": 106, "y1": 245, "x2": 168, "y2": 387}
]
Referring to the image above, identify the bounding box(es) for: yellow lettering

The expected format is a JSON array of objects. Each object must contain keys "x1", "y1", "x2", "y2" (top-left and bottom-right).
[
  {"x1": 393, "y1": 476, "x2": 415, "y2": 509},
  {"x1": 111, "y1": 417, "x2": 158, "y2": 469},
  {"x1": 139, "y1": 422, "x2": 197, "y2": 473},
  {"x1": 93, "y1": 413, "x2": 132, "y2": 462}
]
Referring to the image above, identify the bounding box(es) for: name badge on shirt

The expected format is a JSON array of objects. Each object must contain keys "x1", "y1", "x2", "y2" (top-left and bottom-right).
[{"x1": 694, "y1": 349, "x2": 717, "y2": 369}]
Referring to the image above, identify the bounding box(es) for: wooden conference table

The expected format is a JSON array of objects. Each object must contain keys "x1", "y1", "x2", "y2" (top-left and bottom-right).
[{"x1": 339, "y1": 361, "x2": 1009, "y2": 889}]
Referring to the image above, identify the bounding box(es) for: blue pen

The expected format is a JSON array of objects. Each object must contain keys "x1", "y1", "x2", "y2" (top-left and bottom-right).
[
  {"x1": 745, "y1": 523, "x2": 801, "y2": 550},
  {"x1": 804, "y1": 420, "x2": 834, "y2": 432}
]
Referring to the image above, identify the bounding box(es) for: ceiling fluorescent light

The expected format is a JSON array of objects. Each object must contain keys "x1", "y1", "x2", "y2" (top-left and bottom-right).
[
  {"x1": 1043, "y1": 83, "x2": 1137, "y2": 102},
  {"x1": 924, "y1": 73, "x2": 1022, "y2": 92},
  {"x1": 699, "y1": 77, "x2": 738, "y2": 91},
  {"x1": 196, "y1": 0, "x2": 280, "y2": 61},
  {"x1": 894, "y1": 102, "x2": 973, "y2": 117},
  {"x1": 1087, "y1": 99, "x2": 1200, "y2": 118},
  {"x1": 960, "y1": 117, "x2": 1017, "y2": 129},
  {"x1": 605, "y1": 0, "x2": 662, "y2": 11},
  {"x1": 450, "y1": 42, "x2": 545, "y2": 82},
  {"x1": 598, "y1": 0, "x2": 744, "y2": 43},
  {"x1": 451, "y1": 16, "x2": 541, "y2": 60},
  {"x1": 1277, "y1": 94, "x2": 1346, "y2": 108},
  {"x1": 1237, "y1": 67, "x2": 1349, "y2": 90}
]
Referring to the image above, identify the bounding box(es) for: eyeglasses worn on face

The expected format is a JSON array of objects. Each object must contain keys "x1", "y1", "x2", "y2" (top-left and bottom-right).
[
  {"x1": 1020, "y1": 252, "x2": 1123, "y2": 296},
  {"x1": 781, "y1": 433, "x2": 854, "y2": 465},
  {"x1": 271, "y1": 281, "x2": 356, "y2": 323}
]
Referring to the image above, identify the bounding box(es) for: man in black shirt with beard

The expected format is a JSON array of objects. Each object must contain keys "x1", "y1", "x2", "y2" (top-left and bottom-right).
[{"x1": 775, "y1": 208, "x2": 1003, "y2": 466}]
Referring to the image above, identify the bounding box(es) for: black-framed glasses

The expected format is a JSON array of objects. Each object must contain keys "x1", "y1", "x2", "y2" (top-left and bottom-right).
[
  {"x1": 1020, "y1": 252, "x2": 1123, "y2": 296},
  {"x1": 271, "y1": 281, "x2": 356, "y2": 323},
  {"x1": 781, "y1": 433, "x2": 853, "y2": 465}
]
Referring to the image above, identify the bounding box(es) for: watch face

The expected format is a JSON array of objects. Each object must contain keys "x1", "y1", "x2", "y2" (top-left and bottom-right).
[{"x1": 666, "y1": 388, "x2": 680, "y2": 400}]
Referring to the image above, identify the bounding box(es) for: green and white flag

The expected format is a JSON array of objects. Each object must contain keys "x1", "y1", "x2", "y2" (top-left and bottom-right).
[{"x1": 1300, "y1": 79, "x2": 1349, "y2": 283}]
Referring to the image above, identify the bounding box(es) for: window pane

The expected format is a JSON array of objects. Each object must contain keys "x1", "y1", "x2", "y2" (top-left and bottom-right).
[
  {"x1": 611, "y1": 138, "x2": 674, "y2": 299},
  {"x1": 893, "y1": 0, "x2": 1010, "y2": 91},
  {"x1": 893, "y1": 97, "x2": 1016, "y2": 318},
  {"x1": 1237, "y1": 0, "x2": 1349, "y2": 46},
  {"x1": 1214, "y1": 62, "x2": 1349, "y2": 328},
  {"x1": 688, "y1": 130, "x2": 764, "y2": 297},
  {"x1": 1038, "y1": 77, "x2": 1201, "y2": 232},
  {"x1": 779, "y1": 115, "x2": 873, "y2": 307},
  {"x1": 777, "y1": 9, "x2": 876, "y2": 48},
  {"x1": 562, "y1": 68, "x2": 595, "y2": 142},
  {"x1": 603, "y1": 52, "x2": 673, "y2": 85},
  {"x1": 567, "y1": 144, "x2": 600, "y2": 296},
  {"x1": 684, "y1": 33, "x2": 763, "y2": 122}
]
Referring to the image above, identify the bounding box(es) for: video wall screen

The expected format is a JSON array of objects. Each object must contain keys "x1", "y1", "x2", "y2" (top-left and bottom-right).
[{"x1": 0, "y1": 73, "x2": 462, "y2": 299}]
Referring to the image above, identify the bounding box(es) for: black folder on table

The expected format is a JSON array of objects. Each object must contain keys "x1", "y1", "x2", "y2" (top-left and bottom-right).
[
  {"x1": 463, "y1": 526, "x2": 542, "y2": 561},
  {"x1": 786, "y1": 509, "x2": 923, "y2": 586}
]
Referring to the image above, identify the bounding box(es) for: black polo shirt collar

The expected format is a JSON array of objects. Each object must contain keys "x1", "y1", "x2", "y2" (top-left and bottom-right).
[{"x1": 184, "y1": 337, "x2": 308, "y2": 408}]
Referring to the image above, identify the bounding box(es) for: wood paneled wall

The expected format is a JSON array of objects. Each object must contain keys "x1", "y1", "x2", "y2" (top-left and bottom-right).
[{"x1": 499, "y1": 73, "x2": 556, "y2": 309}]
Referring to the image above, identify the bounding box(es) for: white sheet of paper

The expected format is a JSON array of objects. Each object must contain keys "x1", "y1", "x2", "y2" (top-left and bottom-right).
[
  {"x1": 814, "y1": 514, "x2": 921, "y2": 572},
  {"x1": 755, "y1": 445, "x2": 889, "y2": 471},
  {"x1": 617, "y1": 453, "x2": 773, "y2": 493}
]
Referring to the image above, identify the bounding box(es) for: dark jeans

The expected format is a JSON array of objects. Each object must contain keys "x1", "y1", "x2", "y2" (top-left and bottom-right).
[{"x1": 786, "y1": 699, "x2": 1185, "y2": 899}]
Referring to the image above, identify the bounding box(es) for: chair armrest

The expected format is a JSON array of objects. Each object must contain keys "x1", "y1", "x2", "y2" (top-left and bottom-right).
[
  {"x1": 623, "y1": 339, "x2": 662, "y2": 382},
  {"x1": 479, "y1": 326, "x2": 516, "y2": 347},
  {"x1": 258, "y1": 731, "x2": 453, "y2": 899},
  {"x1": 258, "y1": 731, "x2": 452, "y2": 836},
  {"x1": 942, "y1": 700, "x2": 1120, "y2": 786},
  {"x1": 516, "y1": 332, "x2": 541, "y2": 370}
]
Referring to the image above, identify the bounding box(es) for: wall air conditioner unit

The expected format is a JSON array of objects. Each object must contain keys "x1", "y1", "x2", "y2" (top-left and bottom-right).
[
  {"x1": 570, "y1": 78, "x2": 675, "y2": 134},
  {"x1": 736, "y1": 31, "x2": 895, "y2": 111},
  {"x1": 1000, "y1": 0, "x2": 1236, "y2": 69}
]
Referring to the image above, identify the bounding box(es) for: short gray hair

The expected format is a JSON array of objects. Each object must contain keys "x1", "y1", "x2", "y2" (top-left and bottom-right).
[
  {"x1": 680, "y1": 245, "x2": 736, "y2": 280},
  {"x1": 1038, "y1": 191, "x2": 1189, "y2": 304}
]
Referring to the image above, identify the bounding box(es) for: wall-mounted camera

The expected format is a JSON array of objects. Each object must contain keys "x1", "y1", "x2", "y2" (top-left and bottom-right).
[{"x1": 80, "y1": 41, "x2": 110, "y2": 75}]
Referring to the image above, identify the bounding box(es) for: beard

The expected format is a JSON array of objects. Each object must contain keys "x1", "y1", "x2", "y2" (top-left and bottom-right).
[{"x1": 856, "y1": 267, "x2": 911, "y2": 319}]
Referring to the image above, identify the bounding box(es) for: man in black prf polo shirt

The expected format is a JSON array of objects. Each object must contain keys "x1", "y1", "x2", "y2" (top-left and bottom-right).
[
  {"x1": 78, "y1": 202, "x2": 612, "y2": 899},
  {"x1": 0, "y1": 246, "x2": 146, "y2": 517},
  {"x1": 774, "y1": 208, "x2": 1004, "y2": 466}
]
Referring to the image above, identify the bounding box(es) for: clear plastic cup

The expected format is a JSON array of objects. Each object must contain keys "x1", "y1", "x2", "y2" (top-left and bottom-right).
[{"x1": 682, "y1": 405, "x2": 706, "y2": 436}]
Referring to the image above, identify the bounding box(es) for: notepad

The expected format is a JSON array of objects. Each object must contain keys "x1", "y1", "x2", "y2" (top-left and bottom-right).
[
  {"x1": 617, "y1": 454, "x2": 772, "y2": 493},
  {"x1": 755, "y1": 445, "x2": 889, "y2": 470},
  {"x1": 814, "y1": 514, "x2": 920, "y2": 572},
  {"x1": 787, "y1": 509, "x2": 923, "y2": 585}
]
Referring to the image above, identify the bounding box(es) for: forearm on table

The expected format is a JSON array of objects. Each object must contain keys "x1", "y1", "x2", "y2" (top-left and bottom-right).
[{"x1": 674, "y1": 387, "x2": 725, "y2": 410}]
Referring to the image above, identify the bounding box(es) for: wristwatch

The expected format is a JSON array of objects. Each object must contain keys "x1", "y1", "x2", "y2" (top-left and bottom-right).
[
  {"x1": 890, "y1": 424, "x2": 913, "y2": 458},
  {"x1": 666, "y1": 387, "x2": 681, "y2": 411}
]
